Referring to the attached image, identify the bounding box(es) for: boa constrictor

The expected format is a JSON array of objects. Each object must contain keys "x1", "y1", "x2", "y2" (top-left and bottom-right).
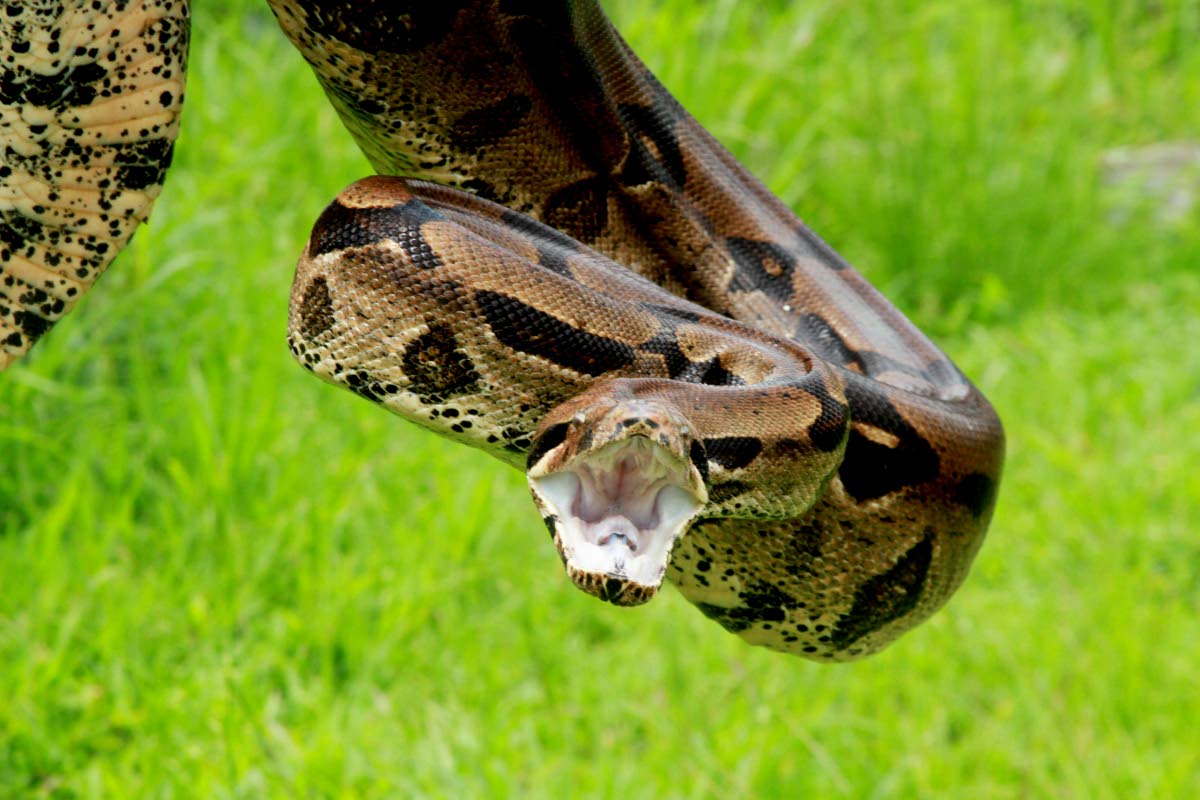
[{"x1": 0, "y1": 1, "x2": 1004, "y2": 660}]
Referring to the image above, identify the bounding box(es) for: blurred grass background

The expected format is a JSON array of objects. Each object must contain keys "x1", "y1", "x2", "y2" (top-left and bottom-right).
[{"x1": 2, "y1": 0, "x2": 1198, "y2": 796}]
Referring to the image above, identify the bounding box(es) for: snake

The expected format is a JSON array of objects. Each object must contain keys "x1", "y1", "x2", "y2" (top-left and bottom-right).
[{"x1": 1, "y1": 1, "x2": 1004, "y2": 660}]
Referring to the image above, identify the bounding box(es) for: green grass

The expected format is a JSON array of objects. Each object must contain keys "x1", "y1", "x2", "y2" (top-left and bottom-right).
[{"x1": 3, "y1": 1, "x2": 1199, "y2": 796}]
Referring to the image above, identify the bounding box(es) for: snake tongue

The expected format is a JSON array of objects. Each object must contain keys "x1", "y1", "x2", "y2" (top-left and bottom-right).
[{"x1": 530, "y1": 436, "x2": 704, "y2": 605}]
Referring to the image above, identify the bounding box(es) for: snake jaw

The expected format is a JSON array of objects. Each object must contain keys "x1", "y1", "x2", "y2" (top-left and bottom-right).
[{"x1": 528, "y1": 402, "x2": 707, "y2": 606}]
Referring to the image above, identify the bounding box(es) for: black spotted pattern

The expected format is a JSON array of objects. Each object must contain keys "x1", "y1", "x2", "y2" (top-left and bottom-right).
[
  {"x1": 0, "y1": 211, "x2": 44, "y2": 252},
  {"x1": 637, "y1": 328, "x2": 738, "y2": 385},
  {"x1": 810, "y1": 393, "x2": 850, "y2": 453},
  {"x1": 309, "y1": 199, "x2": 443, "y2": 259},
  {"x1": 543, "y1": 176, "x2": 609, "y2": 243},
  {"x1": 11, "y1": 310, "x2": 50, "y2": 343},
  {"x1": 726, "y1": 237, "x2": 797, "y2": 302},
  {"x1": 113, "y1": 138, "x2": 175, "y2": 192},
  {"x1": 831, "y1": 533, "x2": 933, "y2": 648},
  {"x1": 401, "y1": 323, "x2": 482, "y2": 403},
  {"x1": 736, "y1": 580, "x2": 798, "y2": 623},
  {"x1": 635, "y1": 310, "x2": 742, "y2": 386},
  {"x1": 797, "y1": 313, "x2": 866, "y2": 372},
  {"x1": 643, "y1": 303, "x2": 702, "y2": 324},
  {"x1": 694, "y1": 602, "x2": 752, "y2": 633},
  {"x1": 618, "y1": 103, "x2": 687, "y2": 190},
  {"x1": 706, "y1": 479, "x2": 754, "y2": 504},
  {"x1": 954, "y1": 473, "x2": 998, "y2": 519},
  {"x1": 504, "y1": 4, "x2": 613, "y2": 178},
  {"x1": 838, "y1": 378, "x2": 940, "y2": 501},
  {"x1": 451, "y1": 95, "x2": 533, "y2": 151},
  {"x1": 781, "y1": 522, "x2": 824, "y2": 579},
  {"x1": 299, "y1": 2, "x2": 463, "y2": 54},
  {"x1": 696, "y1": 579, "x2": 801, "y2": 631},
  {"x1": 0, "y1": 60, "x2": 107, "y2": 108},
  {"x1": 499, "y1": 209, "x2": 581, "y2": 279},
  {"x1": 298, "y1": 277, "x2": 335, "y2": 342},
  {"x1": 702, "y1": 437, "x2": 763, "y2": 471}
]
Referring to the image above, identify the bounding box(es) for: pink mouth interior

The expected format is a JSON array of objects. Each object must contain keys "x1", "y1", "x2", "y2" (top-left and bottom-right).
[{"x1": 532, "y1": 437, "x2": 702, "y2": 586}]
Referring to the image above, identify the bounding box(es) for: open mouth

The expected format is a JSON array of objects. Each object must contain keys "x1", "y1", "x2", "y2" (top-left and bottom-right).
[{"x1": 531, "y1": 436, "x2": 704, "y2": 592}]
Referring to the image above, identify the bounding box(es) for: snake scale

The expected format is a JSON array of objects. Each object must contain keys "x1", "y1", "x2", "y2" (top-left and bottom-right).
[{"x1": 1, "y1": 1, "x2": 1004, "y2": 660}]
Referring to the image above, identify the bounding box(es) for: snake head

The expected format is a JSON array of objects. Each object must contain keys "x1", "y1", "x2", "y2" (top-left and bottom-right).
[{"x1": 526, "y1": 389, "x2": 708, "y2": 606}]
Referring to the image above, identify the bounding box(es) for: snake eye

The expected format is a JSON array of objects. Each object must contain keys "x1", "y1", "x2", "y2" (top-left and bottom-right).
[
  {"x1": 688, "y1": 439, "x2": 709, "y2": 484},
  {"x1": 525, "y1": 421, "x2": 570, "y2": 470}
]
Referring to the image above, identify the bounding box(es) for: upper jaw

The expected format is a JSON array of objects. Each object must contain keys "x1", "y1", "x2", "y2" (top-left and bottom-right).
[{"x1": 529, "y1": 434, "x2": 706, "y2": 604}]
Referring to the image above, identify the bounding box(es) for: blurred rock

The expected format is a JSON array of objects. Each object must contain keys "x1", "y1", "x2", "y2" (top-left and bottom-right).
[{"x1": 1101, "y1": 141, "x2": 1200, "y2": 226}]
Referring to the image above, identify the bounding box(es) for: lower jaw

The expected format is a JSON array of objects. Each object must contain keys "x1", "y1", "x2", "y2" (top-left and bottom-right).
[{"x1": 567, "y1": 564, "x2": 659, "y2": 606}]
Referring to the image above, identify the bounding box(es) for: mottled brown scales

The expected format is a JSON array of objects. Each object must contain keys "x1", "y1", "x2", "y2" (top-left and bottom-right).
[
  {"x1": 3, "y1": 1, "x2": 1004, "y2": 660},
  {"x1": 334, "y1": 173, "x2": 415, "y2": 208},
  {"x1": 400, "y1": 323, "x2": 482, "y2": 403},
  {"x1": 297, "y1": 276, "x2": 335, "y2": 340}
]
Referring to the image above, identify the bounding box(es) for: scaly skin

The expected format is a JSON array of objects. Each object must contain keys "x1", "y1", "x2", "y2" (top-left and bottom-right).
[{"x1": 0, "y1": 0, "x2": 188, "y2": 367}]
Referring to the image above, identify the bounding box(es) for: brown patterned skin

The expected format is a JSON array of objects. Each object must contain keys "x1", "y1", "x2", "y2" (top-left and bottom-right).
[
  {"x1": 2, "y1": 1, "x2": 1004, "y2": 660},
  {"x1": 277, "y1": 2, "x2": 1004, "y2": 660}
]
